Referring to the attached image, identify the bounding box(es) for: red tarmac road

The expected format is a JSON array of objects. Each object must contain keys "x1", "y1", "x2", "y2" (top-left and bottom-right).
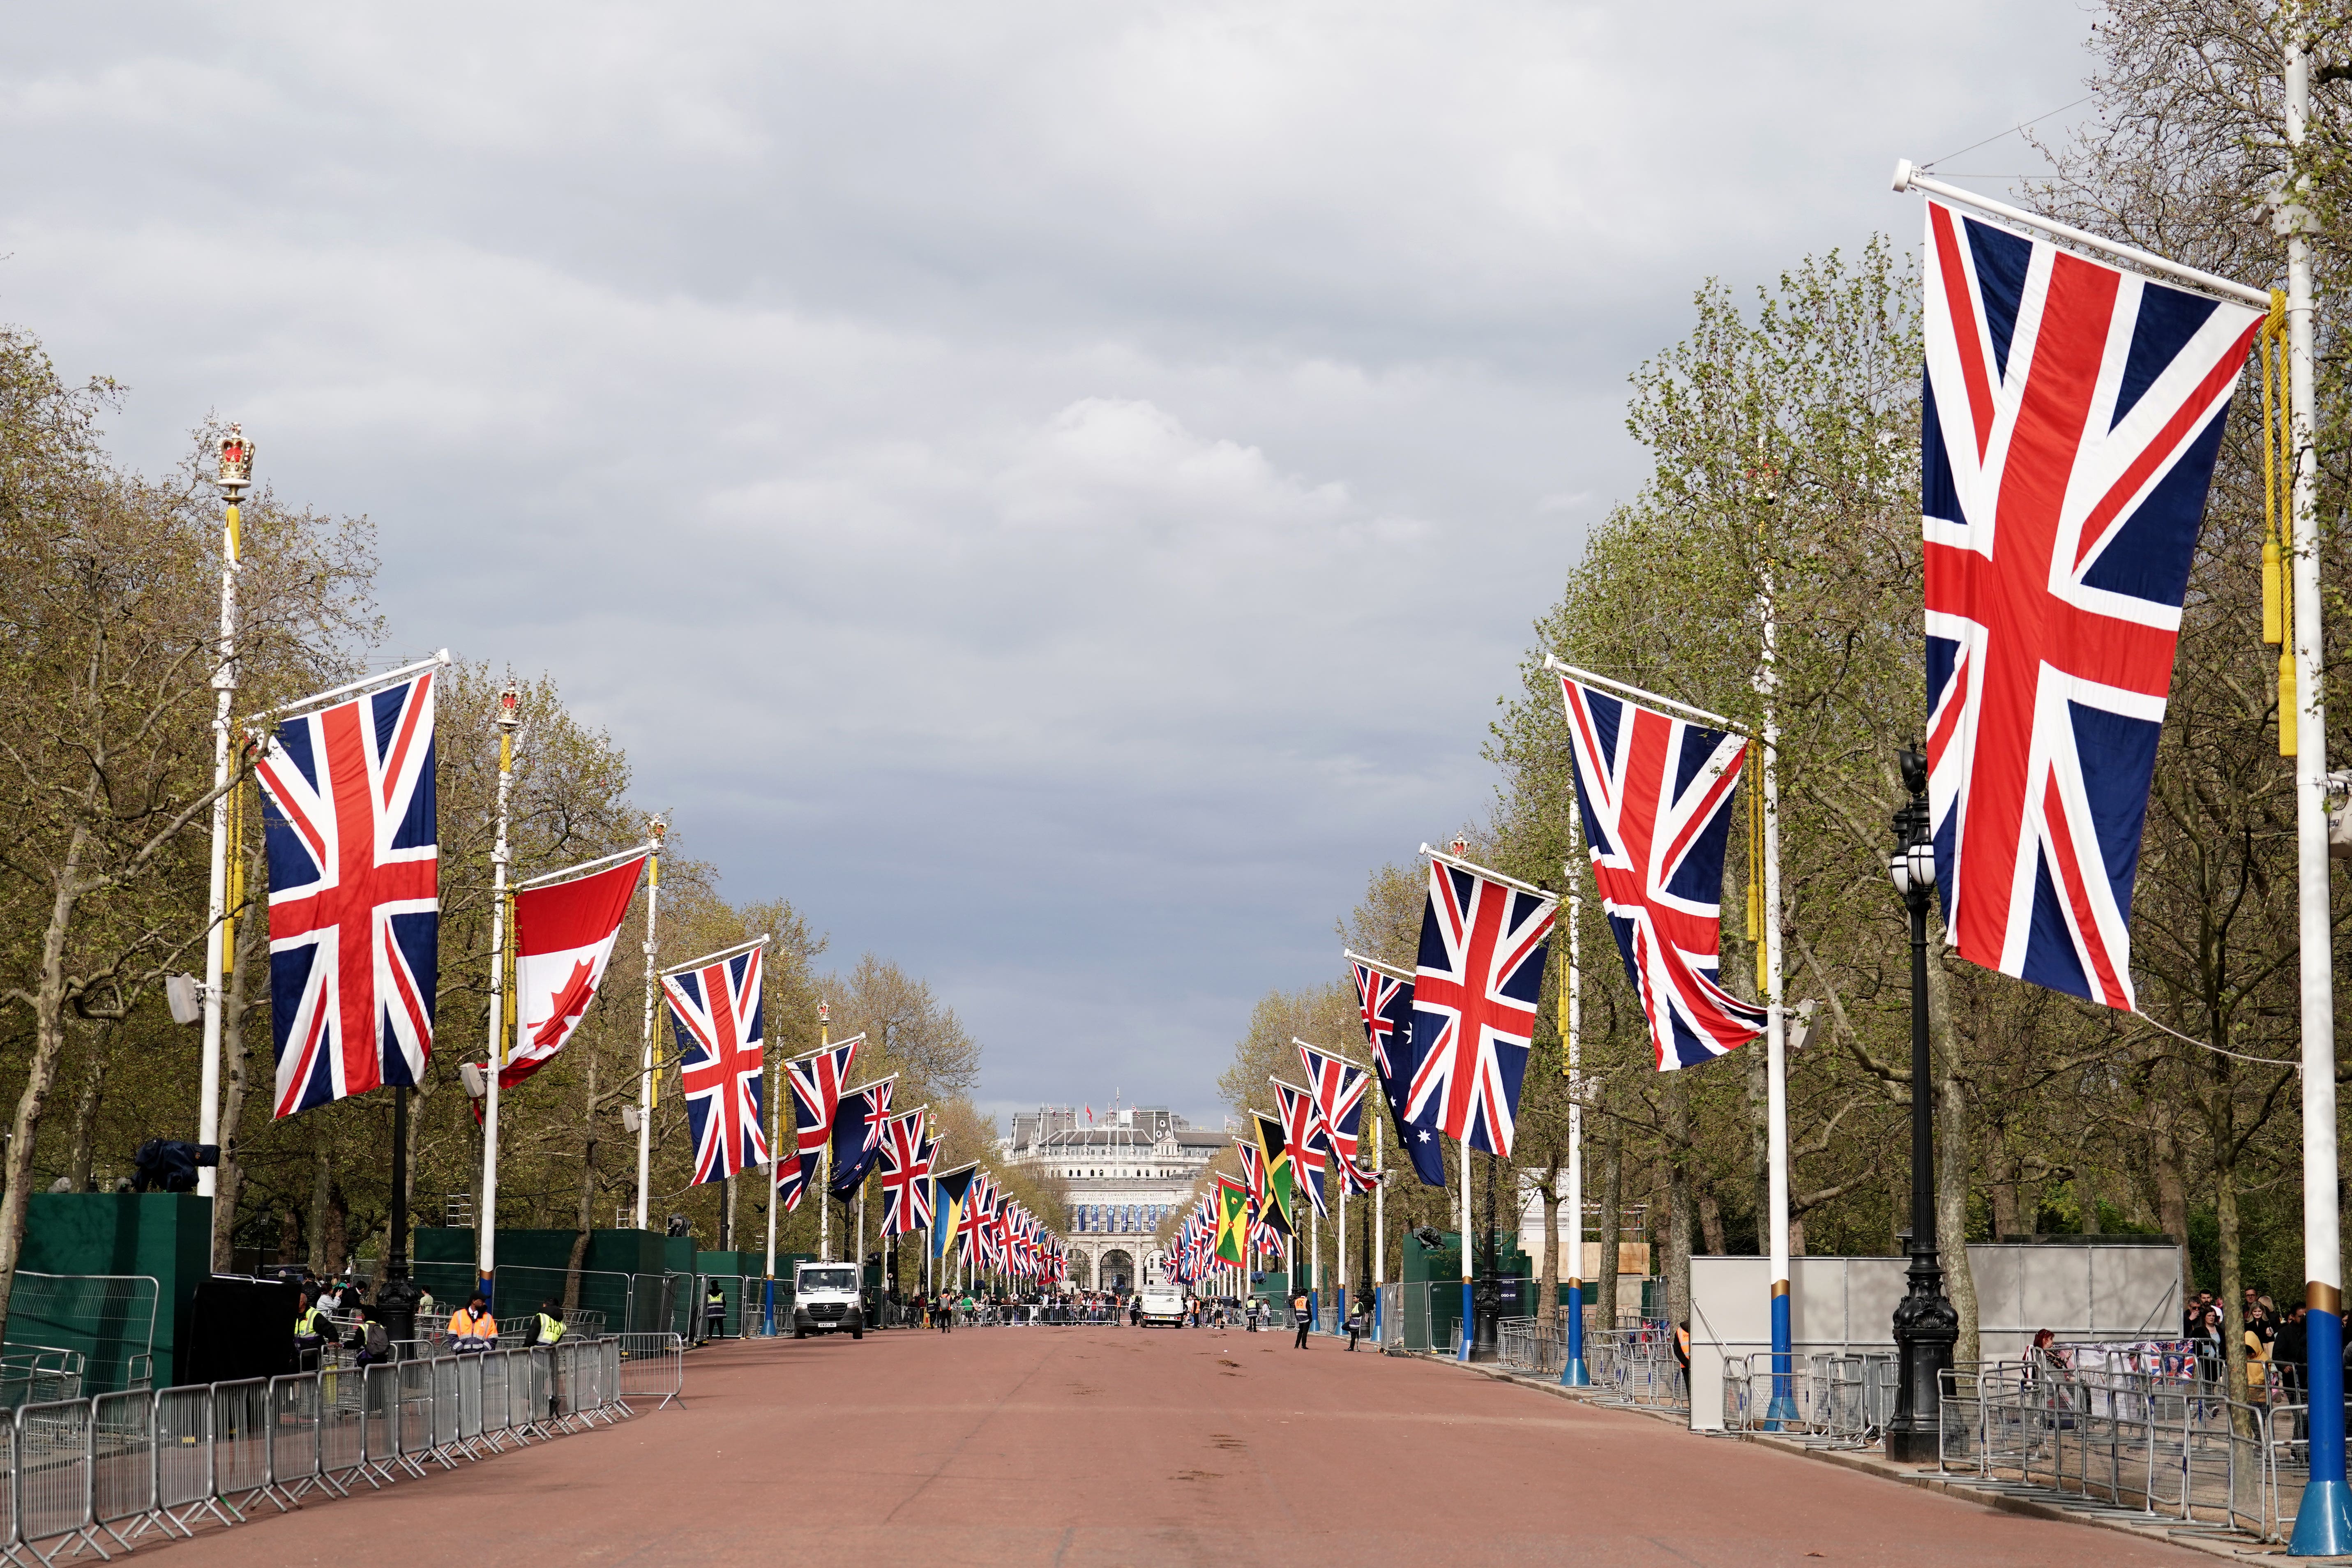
[{"x1": 144, "y1": 1324, "x2": 2211, "y2": 1567}]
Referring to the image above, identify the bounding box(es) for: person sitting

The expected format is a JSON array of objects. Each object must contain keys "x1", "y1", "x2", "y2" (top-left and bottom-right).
[{"x1": 448, "y1": 1294, "x2": 498, "y2": 1352}]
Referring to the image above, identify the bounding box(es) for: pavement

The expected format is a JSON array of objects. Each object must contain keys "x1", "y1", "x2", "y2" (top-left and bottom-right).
[{"x1": 136, "y1": 1324, "x2": 2223, "y2": 1567}]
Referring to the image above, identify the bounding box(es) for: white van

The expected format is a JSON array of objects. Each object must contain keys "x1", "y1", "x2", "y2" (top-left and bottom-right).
[
  {"x1": 791, "y1": 1261, "x2": 864, "y2": 1340},
  {"x1": 1138, "y1": 1283, "x2": 1187, "y2": 1327}
]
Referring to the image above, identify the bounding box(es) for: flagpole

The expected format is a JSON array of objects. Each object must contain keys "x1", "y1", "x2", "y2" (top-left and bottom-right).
[
  {"x1": 1457, "y1": 1142, "x2": 1473, "y2": 1362},
  {"x1": 478, "y1": 684, "x2": 520, "y2": 1300},
  {"x1": 197, "y1": 429, "x2": 252, "y2": 1210},
  {"x1": 2283, "y1": 21, "x2": 2347, "y2": 1554},
  {"x1": 1372, "y1": 1110, "x2": 1385, "y2": 1339},
  {"x1": 763, "y1": 971, "x2": 779, "y2": 1337},
  {"x1": 633, "y1": 820, "x2": 665, "y2": 1231},
  {"x1": 818, "y1": 1003, "x2": 832, "y2": 1264},
  {"x1": 1760, "y1": 530, "x2": 1796, "y2": 1425},
  {"x1": 1561, "y1": 817, "x2": 1590, "y2": 1386}
]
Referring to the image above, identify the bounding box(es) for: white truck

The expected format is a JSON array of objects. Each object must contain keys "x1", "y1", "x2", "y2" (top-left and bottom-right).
[
  {"x1": 1138, "y1": 1283, "x2": 1187, "y2": 1327},
  {"x1": 791, "y1": 1261, "x2": 865, "y2": 1340}
]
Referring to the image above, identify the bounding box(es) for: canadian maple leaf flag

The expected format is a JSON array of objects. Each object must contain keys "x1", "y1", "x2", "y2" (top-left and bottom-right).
[{"x1": 495, "y1": 854, "x2": 646, "y2": 1090}]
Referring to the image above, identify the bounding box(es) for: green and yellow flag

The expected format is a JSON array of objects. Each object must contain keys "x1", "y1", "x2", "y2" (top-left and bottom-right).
[
  {"x1": 1252, "y1": 1111, "x2": 1295, "y2": 1238},
  {"x1": 1214, "y1": 1176, "x2": 1250, "y2": 1266}
]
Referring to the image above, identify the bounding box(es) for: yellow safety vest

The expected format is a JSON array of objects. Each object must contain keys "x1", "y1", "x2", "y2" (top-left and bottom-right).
[{"x1": 537, "y1": 1312, "x2": 566, "y2": 1344}]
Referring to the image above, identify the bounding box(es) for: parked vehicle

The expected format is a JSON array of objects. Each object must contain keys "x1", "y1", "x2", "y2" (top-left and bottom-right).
[{"x1": 1138, "y1": 1284, "x2": 1187, "y2": 1327}]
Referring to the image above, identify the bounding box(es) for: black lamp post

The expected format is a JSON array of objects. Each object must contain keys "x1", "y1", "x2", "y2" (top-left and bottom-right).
[
  {"x1": 374, "y1": 1085, "x2": 421, "y2": 1354},
  {"x1": 1471, "y1": 1151, "x2": 1502, "y2": 1360},
  {"x1": 1885, "y1": 748, "x2": 1956, "y2": 1463}
]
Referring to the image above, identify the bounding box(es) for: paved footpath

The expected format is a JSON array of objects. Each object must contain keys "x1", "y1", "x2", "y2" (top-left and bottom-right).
[{"x1": 145, "y1": 1325, "x2": 2215, "y2": 1567}]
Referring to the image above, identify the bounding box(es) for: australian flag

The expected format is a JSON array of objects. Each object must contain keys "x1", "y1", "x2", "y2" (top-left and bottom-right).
[
  {"x1": 829, "y1": 1077, "x2": 895, "y2": 1198},
  {"x1": 1351, "y1": 957, "x2": 1444, "y2": 1187}
]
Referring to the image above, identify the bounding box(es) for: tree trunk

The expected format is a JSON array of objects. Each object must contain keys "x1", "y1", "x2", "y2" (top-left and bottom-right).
[
  {"x1": 1595, "y1": 1109, "x2": 1623, "y2": 1331},
  {"x1": 309, "y1": 1138, "x2": 335, "y2": 1274},
  {"x1": 66, "y1": 1022, "x2": 114, "y2": 1193},
  {"x1": 568, "y1": 1056, "x2": 600, "y2": 1313},
  {"x1": 214, "y1": 832, "x2": 265, "y2": 1270},
  {"x1": 2218, "y1": 1156, "x2": 2248, "y2": 1425},
  {"x1": 1538, "y1": 1175, "x2": 1560, "y2": 1334},
  {"x1": 1696, "y1": 1185, "x2": 1727, "y2": 1256},
  {"x1": 1988, "y1": 1146, "x2": 2020, "y2": 1243},
  {"x1": 2150, "y1": 1109, "x2": 2191, "y2": 1296},
  {"x1": 1665, "y1": 1079, "x2": 1692, "y2": 1328},
  {"x1": 1923, "y1": 929, "x2": 1978, "y2": 1368},
  {"x1": 1743, "y1": 1033, "x2": 1769, "y2": 1253},
  {"x1": 0, "y1": 824, "x2": 93, "y2": 1347}
]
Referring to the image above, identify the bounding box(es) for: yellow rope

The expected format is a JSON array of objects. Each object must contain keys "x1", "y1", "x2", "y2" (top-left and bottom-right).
[{"x1": 2261, "y1": 291, "x2": 2293, "y2": 756}]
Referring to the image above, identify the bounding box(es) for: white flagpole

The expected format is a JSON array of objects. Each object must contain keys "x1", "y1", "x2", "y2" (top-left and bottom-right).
[
  {"x1": 763, "y1": 968, "x2": 779, "y2": 1335},
  {"x1": 1761, "y1": 540, "x2": 1795, "y2": 1423},
  {"x1": 632, "y1": 821, "x2": 665, "y2": 1230},
  {"x1": 478, "y1": 684, "x2": 520, "y2": 1298},
  {"x1": 1562, "y1": 812, "x2": 1589, "y2": 1386},
  {"x1": 818, "y1": 1005, "x2": 832, "y2": 1264},
  {"x1": 197, "y1": 429, "x2": 251, "y2": 1207},
  {"x1": 1457, "y1": 1143, "x2": 1472, "y2": 1361},
  {"x1": 2283, "y1": 22, "x2": 2348, "y2": 1552}
]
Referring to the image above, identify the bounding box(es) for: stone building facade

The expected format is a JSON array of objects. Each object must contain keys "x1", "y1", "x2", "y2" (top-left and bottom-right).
[{"x1": 1002, "y1": 1104, "x2": 1224, "y2": 1292}]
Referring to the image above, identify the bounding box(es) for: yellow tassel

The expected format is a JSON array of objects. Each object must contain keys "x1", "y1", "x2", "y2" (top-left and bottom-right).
[
  {"x1": 2280, "y1": 649, "x2": 2298, "y2": 758},
  {"x1": 2262, "y1": 538, "x2": 2283, "y2": 645}
]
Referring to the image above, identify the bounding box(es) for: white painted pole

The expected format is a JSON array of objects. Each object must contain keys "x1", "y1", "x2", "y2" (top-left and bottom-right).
[
  {"x1": 196, "y1": 433, "x2": 249, "y2": 1206},
  {"x1": 1762, "y1": 546, "x2": 1795, "y2": 1420},
  {"x1": 763, "y1": 972, "x2": 779, "y2": 1332},
  {"x1": 2282, "y1": 21, "x2": 2347, "y2": 1551},
  {"x1": 633, "y1": 823, "x2": 664, "y2": 1231},
  {"x1": 1563, "y1": 812, "x2": 1589, "y2": 1384},
  {"x1": 478, "y1": 687, "x2": 520, "y2": 1294},
  {"x1": 1457, "y1": 1143, "x2": 1472, "y2": 1360}
]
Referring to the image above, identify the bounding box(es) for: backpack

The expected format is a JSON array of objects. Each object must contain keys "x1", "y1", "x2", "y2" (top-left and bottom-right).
[{"x1": 363, "y1": 1321, "x2": 390, "y2": 1357}]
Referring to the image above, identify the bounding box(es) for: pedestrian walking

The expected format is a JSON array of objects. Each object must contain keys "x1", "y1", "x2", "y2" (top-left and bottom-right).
[
  {"x1": 1345, "y1": 1297, "x2": 1365, "y2": 1351},
  {"x1": 1292, "y1": 1289, "x2": 1310, "y2": 1349}
]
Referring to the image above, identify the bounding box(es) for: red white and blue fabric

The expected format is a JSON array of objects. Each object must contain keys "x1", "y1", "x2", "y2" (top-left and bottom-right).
[
  {"x1": 1921, "y1": 200, "x2": 2260, "y2": 1008},
  {"x1": 877, "y1": 1110, "x2": 932, "y2": 1237},
  {"x1": 778, "y1": 1037, "x2": 860, "y2": 1212},
  {"x1": 662, "y1": 948, "x2": 767, "y2": 1184},
  {"x1": 256, "y1": 671, "x2": 439, "y2": 1118},
  {"x1": 1560, "y1": 677, "x2": 1763, "y2": 1070},
  {"x1": 828, "y1": 1077, "x2": 895, "y2": 1198},
  {"x1": 1407, "y1": 860, "x2": 1555, "y2": 1157},
  {"x1": 1295, "y1": 1041, "x2": 1376, "y2": 1195},
  {"x1": 958, "y1": 1172, "x2": 992, "y2": 1265},
  {"x1": 1273, "y1": 1079, "x2": 1330, "y2": 1219},
  {"x1": 1353, "y1": 960, "x2": 1444, "y2": 1187}
]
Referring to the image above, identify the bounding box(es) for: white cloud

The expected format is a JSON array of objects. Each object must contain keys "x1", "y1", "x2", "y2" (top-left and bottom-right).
[{"x1": 0, "y1": 0, "x2": 2097, "y2": 1121}]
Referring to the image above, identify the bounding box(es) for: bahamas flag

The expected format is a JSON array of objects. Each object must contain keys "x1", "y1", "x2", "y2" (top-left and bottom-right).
[
  {"x1": 1252, "y1": 1111, "x2": 1295, "y2": 1238},
  {"x1": 1214, "y1": 1176, "x2": 1250, "y2": 1266},
  {"x1": 930, "y1": 1162, "x2": 978, "y2": 1259}
]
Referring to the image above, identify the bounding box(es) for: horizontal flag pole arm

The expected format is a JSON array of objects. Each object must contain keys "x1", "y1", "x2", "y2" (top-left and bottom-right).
[
  {"x1": 659, "y1": 932, "x2": 769, "y2": 975},
  {"x1": 1891, "y1": 162, "x2": 2273, "y2": 309},
  {"x1": 514, "y1": 840, "x2": 657, "y2": 891},
  {"x1": 784, "y1": 1032, "x2": 865, "y2": 1063},
  {"x1": 1342, "y1": 947, "x2": 1413, "y2": 982},
  {"x1": 1544, "y1": 653, "x2": 1741, "y2": 732},
  {"x1": 1419, "y1": 843, "x2": 1558, "y2": 904},
  {"x1": 242, "y1": 650, "x2": 452, "y2": 727},
  {"x1": 1292, "y1": 1035, "x2": 1366, "y2": 1069},
  {"x1": 847, "y1": 1073, "x2": 900, "y2": 1093},
  {"x1": 932, "y1": 1160, "x2": 980, "y2": 1179}
]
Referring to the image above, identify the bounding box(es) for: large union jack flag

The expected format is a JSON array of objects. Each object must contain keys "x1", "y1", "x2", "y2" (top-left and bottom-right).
[
  {"x1": 1351, "y1": 958, "x2": 1444, "y2": 1186},
  {"x1": 829, "y1": 1076, "x2": 896, "y2": 1198},
  {"x1": 1295, "y1": 1040, "x2": 1377, "y2": 1195},
  {"x1": 959, "y1": 1170, "x2": 992, "y2": 1266},
  {"x1": 877, "y1": 1109, "x2": 933, "y2": 1237},
  {"x1": 1922, "y1": 201, "x2": 2261, "y2": 1008},
  {"x1": 663, "y1": 946, "x2": 768, "y2": 1185},
  {"x1": 778, "y1": 1035, "x2": 861, "y2": 1212},
  {"x1": 257, "y1": 671, "x2": 439, "y2": 1118},
  {"x1": 1561, "y1": 677, "x2": 1765, "y2": 1070},
  {"x1": 1407, "y1": 858, "x2": 1555, "y2": 1157},
  {"x1": 1273, "y1": 1078, "x2": 1330, "y2": 1218}
]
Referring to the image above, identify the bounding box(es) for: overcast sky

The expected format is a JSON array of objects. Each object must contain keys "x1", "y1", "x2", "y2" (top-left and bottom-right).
[{"x1": 3, "y1": 3, "x2": 2098, "y2": 1128}]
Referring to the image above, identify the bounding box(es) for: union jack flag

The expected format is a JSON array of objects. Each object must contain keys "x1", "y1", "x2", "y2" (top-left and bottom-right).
[
  {"x1": 662, "y1": 946, "x2": 767, "y2": 1184},
  {"x1": 1352, "y1": 958, "x2": 1444, "y2": 1186},
  {"x1": 256, "y1": 671, "x2": 439, "y2": 1118},
  {"x1": 1560, "y1": 677, "x2": 1764, "y2": 1070},
  {"x1": 877, "y1": 1110, "x2": 932, "y2": 1237},
  {"x1": 778, "y1": 1036, "x2": 860, "y2": 1212},
  {"x1": 1921, "y1": 200, "x2": 2260, "y2": 1008},
  {"x1": 1295, "y1": 1041, "x2": 1376, "y2": 1195},
  {"x1": 1273, "y1": 1079, "x2": 1329, "y2": 1218},
  {"x1": 958, "y1": 1171, "x2": 992, "y2": 1265},
  {"x1": 828, "y1": 1077, "x2": 895, "y2": 1198},
  {"x1": 1407, "y1": 858, "x2": 1555, "y2": 1157}
]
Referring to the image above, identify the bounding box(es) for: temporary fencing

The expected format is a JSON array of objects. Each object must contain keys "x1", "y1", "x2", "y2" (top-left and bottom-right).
[
  {"x1": 5, "y1": 1273, "x2": 159, "y2": 1397},
  {"x1": 1716, "y1": 1350, "x2": 1897, "y2": 1445},
  {"x1": 0, "y1": 1335, "x2": 670, "y2": 1562}
]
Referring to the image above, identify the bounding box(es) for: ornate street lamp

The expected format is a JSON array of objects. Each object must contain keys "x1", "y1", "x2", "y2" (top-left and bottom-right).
[{"x1": 1884, "y1": 748, "x2": 1955, "y2": 1462}]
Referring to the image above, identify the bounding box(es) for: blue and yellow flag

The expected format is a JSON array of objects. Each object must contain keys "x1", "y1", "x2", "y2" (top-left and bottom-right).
[{"x1": 930, "y1": 1162, "x2": 978, "y2": 1258}]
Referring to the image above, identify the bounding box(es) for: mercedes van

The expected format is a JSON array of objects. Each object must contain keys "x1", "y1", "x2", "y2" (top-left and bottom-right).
[{"x1": 791, "y1": 1261, "x2": 864, "y2": 1340}]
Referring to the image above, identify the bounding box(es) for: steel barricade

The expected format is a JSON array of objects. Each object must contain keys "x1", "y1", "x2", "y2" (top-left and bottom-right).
[
  {"x1": 16, "y1": 1396, "x2": 102, "y2": 1561},
  {"x1": 504, "y1": 1349, "x2": 540, "y2": 1438},
  {"x1": 316, "y1": 1363, "x2": 362, "y2": 1493},
  {"x1": 211, "y1": 1377, "x2": 280, "y2": 1517},
  {"x1": 0, "y1": 1410, "x2": 18, "y2": 1559},
  {"x1": 454, "y1": 1353, "x2": 487, "y2": 1456},
  {"x1": 428, "y1": 1356, "x2": 462, "y2": 1465},
  {"x1": 546, "y1": 1344, "x2": 581, "y2": 1433},
  {"x1": 269, "y1": 1372, "x2": 324, "y2": 1500},
  {"x1": 523, "y1": 1348, "x2": 556, "y2": 1434},
  {"x1": 395, "y1": 1360, "x2": 436, "y2": 1477},
  {"x1": 359, "y1": 1363, "x2": 402, "y2": 1485},
  {"x1": 477, "y1": 1351, "x2": 512, "y2": 1451},
  {"x1": 616, "y1": 1333, "x2": 683, "y2": 1411},
  {"x1": 153, "y1": 1383, "x2": 221, "y2": 1532},
  {"x1": 89, "y1": 1388, "x2": 152, "y2": 1550}
]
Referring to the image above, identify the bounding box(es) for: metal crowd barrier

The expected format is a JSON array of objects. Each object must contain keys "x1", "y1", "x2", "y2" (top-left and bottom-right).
[
  {"x1": 1584, "y1": 1325, "x2": 1689, "y2": 1413},
  {"x1": 0, "y1": 1335, "x2": 670, "y2": 1561}
]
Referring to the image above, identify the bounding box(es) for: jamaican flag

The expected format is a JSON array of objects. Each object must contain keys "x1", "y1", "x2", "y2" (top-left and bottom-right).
[
  {"x1": 930, "y1": 1162, "x2": 978, "y2": 1259},
  {"x1": 1252, "y1": 1110, "x2": 1295, "y2": 1238},
  {"x1": 1214, "y1": 1175, "x2": 1250, "y2": 1266}
]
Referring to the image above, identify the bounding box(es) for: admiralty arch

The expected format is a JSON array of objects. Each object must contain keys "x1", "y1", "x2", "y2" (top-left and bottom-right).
[{"x1": 1002, "y1": 1104, "x2": 1223, "y2": 1292}]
